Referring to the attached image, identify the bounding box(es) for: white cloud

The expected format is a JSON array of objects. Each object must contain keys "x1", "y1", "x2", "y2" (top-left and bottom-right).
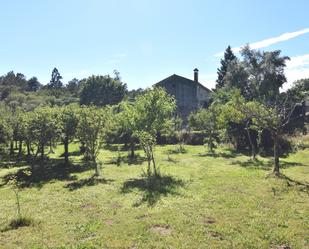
[
  {"x1": 284, "y1": 54, "x2": 309, "y2": 90},
  {"x1": 214, "y1": 28, "x2": 309, "y2": 57}
]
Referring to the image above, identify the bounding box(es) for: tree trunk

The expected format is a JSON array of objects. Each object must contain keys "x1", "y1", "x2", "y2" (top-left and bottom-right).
[
  {"x1": 40, "y1": 144, "x2": 44, "y2": 161},
  {"x1": 26, "y1": 141, "x2": 31, "y2": 156},
  {"x1": 80, "y1": 141, "x2": 86, "y2": 154},
  {"x1": 49, "y1": 140, "x2": 54, "y2": 154},
  {"x1": 130, "y1": 141, "x2": 135, "y2": 158},
  {"x1": 273, "y1": 131, "x2": 280, "y2": 176},
  {"x1": 150, "y1": 147, "x2": 157, "y2": 176},
  {"x1": 10, "y1": 141, "x2": 14, "y2": 155},
  {"x1": 18, "y1": 140, "x2": 23, "y2": 160},
  {"x1": 64, "y1": 137, "x2": 69, "y2": 165},
  {"x1": 147, "y1": 158, "x2": 151, "y2": 177},
  {"x1": 209, "y1": 133, "x2": 214, "y2": 153},
  {"x1": 94, "y1": 160, "x2": 100, "y2": 176},
  {"x1": 246, "y1": 123, "x2": 256, "y2": 160}
]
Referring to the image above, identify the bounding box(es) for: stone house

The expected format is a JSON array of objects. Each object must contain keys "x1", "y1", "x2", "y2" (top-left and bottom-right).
[{"x1": 155, "y1": 68, "x2": 211, "y2": 122}]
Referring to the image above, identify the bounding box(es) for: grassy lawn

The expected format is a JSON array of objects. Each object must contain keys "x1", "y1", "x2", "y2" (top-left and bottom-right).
[{"x1": 0, "y1": 143, "x2": 308, "y2": 249}]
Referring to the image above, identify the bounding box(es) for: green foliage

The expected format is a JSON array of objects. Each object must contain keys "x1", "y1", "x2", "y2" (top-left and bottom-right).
[
  {"x1": 7, "y1": 169, "x2": 31, "y2": 220},
  {"x1": 80, "y1": 75, "x2": 127, "y2": 107},
  {"x1": 138, "y1": 131, "x2": 157, "y2": 176},
  {"x1": 222, "y1": 46, "x2": 289, "y2": 102},
  {"x1": 134, "y1": 87, "x2": 176, "y2": 136},
  {"x1": 286, "y1": 78, "x2": 309, "y2": 103},
  {"x1": 28, "y1": 107, "x2": 62, "y2": 159},
  {"x1": 189, "y1": 105, "x2": 221, "y2": 152},
  {"x1": 0, "y1": 105, "x2": 13, "y2": 147},
  {"x1": 134, "y1": 87, "x2": 176, "y2": 176},
  {"x1": 77, "y1": 106, "x2": 112, "y2": 175},
  {"x1": 57, "y1": 104, "x2": 80, "y2": 164},
  {"x1": 47, "y1": 68, "x2": 63, "y2": 89},
  {"x1": 216, "y1": 45, "x2": 236, "y2": 89}
]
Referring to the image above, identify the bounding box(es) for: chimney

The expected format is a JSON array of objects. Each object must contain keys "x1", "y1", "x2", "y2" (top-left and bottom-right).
[{"x1": 194, "y1": 68, "x2": 199, "y2": 82}]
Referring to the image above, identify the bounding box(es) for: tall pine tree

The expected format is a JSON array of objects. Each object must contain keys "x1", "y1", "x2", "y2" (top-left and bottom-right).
[
  {"x1": 216, "y1": 46, "x2": 236, "y2": 89},
  {"x1": 48, "y1": 68, "x2": 63, "y2": 89}
]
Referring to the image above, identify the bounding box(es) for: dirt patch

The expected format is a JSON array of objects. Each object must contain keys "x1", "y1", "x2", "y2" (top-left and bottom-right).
[
  {"x1": 104, "y1": 219, "x2": 114, "y2": 226},
  {"x1": 135, "y1": 214, "x2": 151, "y2": 220},
  {"x1": 80, "y1": 203, "x2": 96, "y2": 209},
  {"x1": 149, "y1": 225, "x2": 172, "y2": 236},
  {"x1": 203, "y1": 217, "x2": 216, "y2": 224},
  {"x1": 276, "y1": 245, "x2": 291, "y2": 249},
  {"x1": 208, "y1": 230, "x2": 223, "y2": 240}
]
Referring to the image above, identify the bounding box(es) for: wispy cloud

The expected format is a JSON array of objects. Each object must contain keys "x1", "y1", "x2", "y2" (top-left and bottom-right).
[
  {"x1": 284, "y1": 53, "x2": 309, "y2": 89},
  {"x1": 214, "y1": 28, "x2": 309, "y2": 57}
]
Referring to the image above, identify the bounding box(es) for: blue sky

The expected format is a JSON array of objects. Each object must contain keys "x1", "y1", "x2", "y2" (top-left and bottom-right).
[{"x1": 0, "y1": 0, "x2": 309, "y2": 90}]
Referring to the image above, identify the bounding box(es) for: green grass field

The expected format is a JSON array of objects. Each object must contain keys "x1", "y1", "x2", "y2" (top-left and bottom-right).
[{"x1": 0, "y1": 143, "x2": 308, "y2": 249}]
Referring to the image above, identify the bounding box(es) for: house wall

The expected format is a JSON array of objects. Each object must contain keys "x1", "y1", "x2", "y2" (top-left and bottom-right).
[
  {"x1": 196, "y1": 85, "x2": 210, "y2": 108},
  {"x1": 156, "y1": 75, "x2": 212, "y2": 123}
]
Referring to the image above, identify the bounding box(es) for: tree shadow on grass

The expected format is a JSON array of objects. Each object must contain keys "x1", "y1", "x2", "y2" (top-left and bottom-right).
[
  {"x1": 106, "y1": 154, "x2": 148, "y2": 166},
  {"x1": 0, "y1": 154, "x2": 30, "y2": 169},
  {"x1": 280, "y1": 174, "x2": 309, "y2": 194},
  {"x1": 0, "y1": 158, "x2": 96, "y2": 189},
  {"x1": 121, "y1": 174, "x2": 185, "y2": 206},
  {"x1": 197, "y1": 151, "x2": 238, "y2": 159},
  {"x1": 231, "y1": 158, "x2": 305, "y2": 170},
  {"x1": 166, "y1": 147, "x2": 187, "y2": 155},
  {"x1": 59, "y1": 150, "x2": 82, "y2": 158},
  {"x1": 104, "y1": 144, "x2": 142, "y2": 152},
  {"x1": 64, "y1": 176, "x2": 114, "y2": 191}
]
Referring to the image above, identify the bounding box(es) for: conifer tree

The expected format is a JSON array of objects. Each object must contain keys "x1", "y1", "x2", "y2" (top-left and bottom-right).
[{"x1": 216, "y1": 45, "x2": 236, "y2": 89}]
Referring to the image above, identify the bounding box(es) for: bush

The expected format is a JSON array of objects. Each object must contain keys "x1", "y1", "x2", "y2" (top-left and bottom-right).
[{"x1": 1, "y1": 216, "x2": 33, "y2": 232}]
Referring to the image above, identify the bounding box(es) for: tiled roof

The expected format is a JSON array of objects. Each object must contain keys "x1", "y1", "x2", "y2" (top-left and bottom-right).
[{"x1": 155, "y1": 74, "x2": 212, "y2": 92}]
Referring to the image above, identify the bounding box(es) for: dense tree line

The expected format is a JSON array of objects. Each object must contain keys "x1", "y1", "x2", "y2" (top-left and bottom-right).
[
  {"x1": 1, "y1": 47, "x2": 308, "y2": 178},
  {"x1": 0, "y1": 87, "x2": 176, "y2": 178},
  {"x1": 189, "y1": 46, "x2": 308, "y2": 176}
]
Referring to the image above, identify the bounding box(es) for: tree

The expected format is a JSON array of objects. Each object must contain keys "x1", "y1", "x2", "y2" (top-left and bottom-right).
[
  {"x1": 77, "y1": 106, "x2": 111, "y2": 176},
  {"x1": 189, "y1": 105, "x2": 221, "y2": 153},
  {"x1": 286, "y1": 78, "x2": 309, "y2": 103},
  {"x1": 28, "y1": 107, "x2": 61, "y2": 160},
  {"x1": 0, "y1": 106, "x2": 13, "y2": 155},
  {"x1": 116, "y1": 102, "x2": 138, "y2": 159},
  {"x1": 7, "y1": 169, "x2": 31, "y2": 222},
  {"x1": 216, "y1": 45, "x2": 236, "y2": 89},
  {"x1": 220, "y1": 91, "x2": 258, "y2": 159},
  {"x1": 66, "y1": 78, "x2": 80, "y2": 96},
  {"x1": 80, "y1": 75, "x2": 127, "y2": 107},
  {"x1": 164, "y1": 116, "x2": 185, "y2": 153},
  {"x1": 238, "y1": 98, "x2": 296, "y2": 176},
  {"x1": 58, "y1": 105, "x2": 79, "y2": 165},
  {"x1": 11, "y1": 109, "x2": 28, "y2": 160},
  {"x1": 241, "y1": 46, "x2": 289, "y2": 101},
  {"x1": 222, "y1": 46, "x2": 290, "y2": 102},
  {"x1": 0, "y1": 71, "x2": 27, "y2": 90},
  {"x1": 223, "y1": 59, "x2": 249, "y2": 97},
  {"x1": 26, "y1": 77, "x2": 41, "y2": 92},
  {"x1": 134, "y1": 87, "x2": 176, "y2": 176},
  {"x1": 48, "y1": 68, "x2": 63, "y2": 89}
]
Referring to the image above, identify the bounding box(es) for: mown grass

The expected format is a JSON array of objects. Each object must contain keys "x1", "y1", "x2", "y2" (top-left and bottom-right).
[{"x1": 0, "y1": 143, "x2": 308, "y2": 249}]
